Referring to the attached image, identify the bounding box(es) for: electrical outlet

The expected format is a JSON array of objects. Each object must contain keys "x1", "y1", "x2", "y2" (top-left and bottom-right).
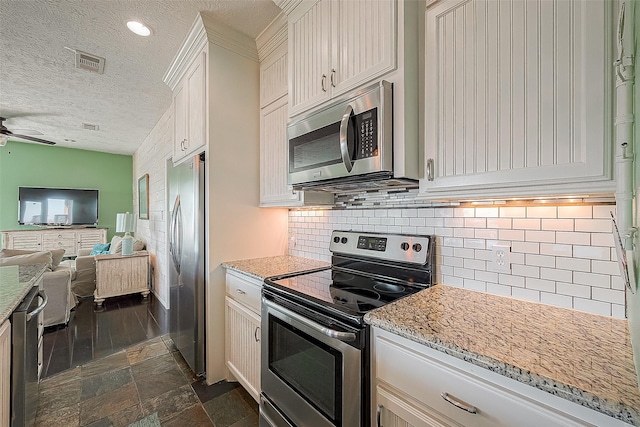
[{"x1": 492, "y1": 244, "x2": 511, "y2": 272}]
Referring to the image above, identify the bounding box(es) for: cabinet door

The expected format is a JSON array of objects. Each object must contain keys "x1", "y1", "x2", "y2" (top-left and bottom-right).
[
  {"x1": 260, "y1": 96, "x2": 301, "y2": 206},
  {"x1": 288, "y1": 0, "x2": 331, "y2": 116},
  {"x1": 4, "y1": 232, "x2": 42, "y2": 251},
  {"x1": 0, "y1": 319, "x2": 10, "y2": 427},
  {"x1": 421, "y1": 0, "x2": 613, "y2": 199},
  {"x1": 185, "y1": 52, "x2": 206, "y2": 157},
  {"x1": 225, "y1": 297, "x2": 261, "y2": 403},
  {"x1": 173, "y1": 80, "x2": 188, "y2": 162},
  {"x1": 377, "y1": 385, "x2": 454, "y2": 427},
  {"x1": 76, "y1": 229, "x2": 107, "y2": 251},
  {"x1": 330, "y1": 0, "x2": 396, "y2": 97}
]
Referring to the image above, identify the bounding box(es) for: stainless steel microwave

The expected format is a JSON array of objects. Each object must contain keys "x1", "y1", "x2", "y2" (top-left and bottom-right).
[{"x1": 288, "y1": 81, "x2": 416, "y2": 192}]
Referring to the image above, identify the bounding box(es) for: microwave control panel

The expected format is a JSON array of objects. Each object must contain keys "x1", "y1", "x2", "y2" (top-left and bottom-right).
[{"x1": 354, "y1": 108, "x2": 378, "y2": 159}]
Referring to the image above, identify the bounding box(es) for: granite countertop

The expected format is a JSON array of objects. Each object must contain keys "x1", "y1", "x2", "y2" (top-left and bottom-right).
[
  {"x1": 0, "y1": 263, "x2": 47, "y2": 323},
  {"x1": 222, "y1": 255, "x2": 329, "y2": 281},
  {"x1": 364, "y1": 285, "x2": 640, "y2": 425}
]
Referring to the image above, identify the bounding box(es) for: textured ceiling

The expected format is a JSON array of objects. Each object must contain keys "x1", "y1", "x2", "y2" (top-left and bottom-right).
[{"x1": 0, "y1": 0, "x2": 281, "y2": 155}]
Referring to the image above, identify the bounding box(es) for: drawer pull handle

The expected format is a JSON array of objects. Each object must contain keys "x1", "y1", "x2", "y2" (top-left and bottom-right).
[
  {"x1": 235, "y1": 289, "x2": 246, "y2": 295},
  {"x1": 441, "y1": 392, "x2": 477, "y2": 414},
  {"x1": 254, "y1": 326, "x2": 260, "y2": 342},
  {"x1": 376, "y1": 404, "x2": 383, "y2": 427}
]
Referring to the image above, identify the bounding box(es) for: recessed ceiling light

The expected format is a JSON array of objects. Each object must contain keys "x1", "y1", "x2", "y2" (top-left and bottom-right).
[{"x1": 127, "y1": 21, "x2": 151, "y2": 37}]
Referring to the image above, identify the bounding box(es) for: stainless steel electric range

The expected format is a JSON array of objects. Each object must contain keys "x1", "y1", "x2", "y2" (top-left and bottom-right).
[{"x1": 260, "y1": 230, "x2": 435, "y2": 427}]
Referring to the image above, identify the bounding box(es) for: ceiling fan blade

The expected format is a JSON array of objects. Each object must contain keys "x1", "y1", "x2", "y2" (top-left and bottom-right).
[{"x1": 10, "y1": 133, "x2": 56, "y2": 145}]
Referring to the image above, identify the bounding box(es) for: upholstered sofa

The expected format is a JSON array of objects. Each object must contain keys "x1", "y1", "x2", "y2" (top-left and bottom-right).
[
  {"x1": 0, "y1": 248, "x2": 74, "y2": 327},
  {"x1": 64, "y1": 235, "x2": 145, "y2": 298}
]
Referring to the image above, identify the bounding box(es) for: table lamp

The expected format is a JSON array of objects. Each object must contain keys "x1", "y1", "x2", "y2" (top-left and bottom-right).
[{"x1": 116, "y1": 212, "x2": 135, "y2": 256}]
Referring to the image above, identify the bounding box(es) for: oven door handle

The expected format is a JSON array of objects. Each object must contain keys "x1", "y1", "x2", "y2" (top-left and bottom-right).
[{"x1": 264, "y1": 298, "x2": 357, "y2": 343}]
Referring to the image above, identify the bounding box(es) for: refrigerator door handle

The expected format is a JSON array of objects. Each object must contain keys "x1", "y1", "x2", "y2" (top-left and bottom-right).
[{"x1": 170, "y1": 195, "x2": 182, "y2": 273}]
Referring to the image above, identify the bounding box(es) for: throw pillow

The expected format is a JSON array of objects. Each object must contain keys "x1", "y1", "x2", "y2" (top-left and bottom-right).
[
  {"x1": 49, "y1": 248, "x2": 66, "y2": 270},
  {"x1": 0, "y1": 248, "x2": 36, "y2": 258},
  {"x1": 0, "y1": 251, "x2": 53, "y2": 270},
  {"x1": 110, "y1": 236, "x2": 123, "y2": 254},
  {"x1": 89, "y1": 243, "x2": 111, "y2": 256}
]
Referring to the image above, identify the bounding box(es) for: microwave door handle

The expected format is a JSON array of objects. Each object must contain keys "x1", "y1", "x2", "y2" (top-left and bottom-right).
[{"x1": 339, "y1": 104, "x2": 354, "y2": 173}]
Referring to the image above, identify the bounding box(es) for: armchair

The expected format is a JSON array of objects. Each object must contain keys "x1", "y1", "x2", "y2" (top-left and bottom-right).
[{"x1": 68, "y1": 235, "x2": 146, "y2": 298}]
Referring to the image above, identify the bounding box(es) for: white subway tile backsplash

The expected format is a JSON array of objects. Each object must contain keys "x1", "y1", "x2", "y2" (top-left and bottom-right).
[
  {"x1": 539, "y1": 243, "x2": 573, "y2": 257},
  {"x1": 525, "y1": 254, "x2": 556, "y2": 268},
  {"x1": 475, "y1": 207, "x2": 499, "y2": 218},
  {"x1": 573, "y1": 298, "x2": 611, "y2": 316},
  {"x1": 573, "y1": 271, "x2": 611, "y2": 288},
  {"x1": 526, "y1": 206, "x2": 557, "y2": 218},
  {"x1": 574, "y1": 219, "x2": 612, "y2": 233},
  {"x1": 592, "y1": 288, "x2": 625, "y2": 305},
  {"x1": 558, "y1": 205, "x2": 592, "y2": 219},
  {"x1": 524, "y1": 230, "x2": 556, "y2": 243},
  {"x1": 593, "y1": 205, "x2": 616, "y2": 219},
  {"x1": 540, "y1": 292, "x2": 573, "y2": 309},
  {"x1": 511, "y1": 287, "x2": 541, "y2": 302},
  {"x1": 487, "y1": 218, "x2": 513, "y2": 229},
  {"x1": 511, "y1": 241, "x2": 540, "y2": 254},
  {"x1": 556, "y1": 231, "x2": 590, "y2": 245},
  {"x1": 526, "y1": 278, "x2": 556, "y2": 292},
  {"x1": 573, "y1": 245, "x2": 610, "y2": 261},
  {"x1": 540, "y1": 267, "x2": 572, "y2": 283},
  {"x1": 500, "y1": 206, "x2": 526, "y2": 218},
  {"x1": 498, "y1": 229, "x2": 525, "y2": 241},
  {"x1": 487, "y1": 283, "x2": 512, "y2": 296},
  {"x1": 289, "y1": 203, "x2": 621, "y2": 318},
  {"x1": 556, "y1": 282, "x2": 591, "y2": 298},
  {"x1": 541, "y1": 219, "x2": 574, "y2": 231},
  {"x1": 590, "y1": 232, "x2": 614, "y2": 247},
  {"x1": 499, "y1": 273, "x2": 525, "y2": 287}
]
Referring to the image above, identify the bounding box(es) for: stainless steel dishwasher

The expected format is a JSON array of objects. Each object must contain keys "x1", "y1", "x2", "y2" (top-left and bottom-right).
[{"x1": 11, "y1": 285, "x2": 47, "y2": 426}]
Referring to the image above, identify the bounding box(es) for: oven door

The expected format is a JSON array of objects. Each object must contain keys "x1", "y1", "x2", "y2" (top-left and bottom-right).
[
  {"x1": 287, "y1": 80, "x2": 392, "y2": 186},
  {"x1": 261, "y1": 296, "x2": 362, "y2": 427}
]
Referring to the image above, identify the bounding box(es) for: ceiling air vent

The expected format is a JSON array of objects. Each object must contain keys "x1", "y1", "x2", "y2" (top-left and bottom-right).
[
  {"x1": 75, "y1": 50, "x2": 105, "y2": 74},
  {"x1": 82, "y1": 123, "x2": 99, "y2": 131}
]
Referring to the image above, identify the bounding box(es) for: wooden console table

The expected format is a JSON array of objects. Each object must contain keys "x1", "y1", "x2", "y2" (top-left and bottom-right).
[{"x1": 94, "y1": 251, "x2": 149, "y2": 305}]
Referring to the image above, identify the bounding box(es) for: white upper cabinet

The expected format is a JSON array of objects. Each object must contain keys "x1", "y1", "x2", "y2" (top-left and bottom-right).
[
  {"x1": 172, "y1": 51, "x2": 206, "y2": 164},
  {"x1": 420, "y1": 0, "x2": 615, "y2": 199},
  {"x1": 257, "y1": 13, "x2": 334, "y2": 207},
  {"x1": 288, "y1": 0, "x2": 396, "y2": 117}
]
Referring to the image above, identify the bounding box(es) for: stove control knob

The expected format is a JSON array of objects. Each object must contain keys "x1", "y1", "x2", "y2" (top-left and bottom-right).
[
  {"x1": 341, "y1": 237, "x2": 348, "y2": 244},
  {"x1": 401, "y1": 242, "x2": 410, "y2": 251},
  {"x1": 413, "y1": 243, "x2": 422, "y2": 252},
  {"x1": 333, "y1": 236, "x2": 340, "y2": 243}
]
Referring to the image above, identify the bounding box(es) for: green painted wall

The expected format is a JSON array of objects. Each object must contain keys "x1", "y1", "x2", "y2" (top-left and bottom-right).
[{"x1": 0, "y1": 141, "x2": 133, "y2": 242}]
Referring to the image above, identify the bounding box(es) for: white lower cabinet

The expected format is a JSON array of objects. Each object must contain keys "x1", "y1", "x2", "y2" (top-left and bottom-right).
[
  {"x1": 372, "y1": 327, "x2": 630, "y2": 427},
  {"x1": 225, "y1": 270, "x2": 262, "y2": 403},
  {"x1": 0, "y1": 318, "x2": 10, "y2": 427}
]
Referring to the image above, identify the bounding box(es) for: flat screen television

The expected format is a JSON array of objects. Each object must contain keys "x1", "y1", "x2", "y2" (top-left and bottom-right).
[{"x1": 18, "y1": 187, "x2": 99, "y2": 226}]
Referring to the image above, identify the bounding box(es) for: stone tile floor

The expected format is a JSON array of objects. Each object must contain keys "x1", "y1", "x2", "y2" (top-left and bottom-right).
[{"x1": 35, "y1": 334, "x2": 258, "y2": 427}]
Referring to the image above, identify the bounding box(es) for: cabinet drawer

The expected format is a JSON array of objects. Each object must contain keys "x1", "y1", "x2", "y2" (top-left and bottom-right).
[
  {"x1": 42, "y1": 232, "x2": 76, "y2": 253},
  {"x1": 375, "y1": 332, "x2": 609, "y2": 427},
  {"x1": 225, "y1": 271, "x2": 262, "y2": 313}
]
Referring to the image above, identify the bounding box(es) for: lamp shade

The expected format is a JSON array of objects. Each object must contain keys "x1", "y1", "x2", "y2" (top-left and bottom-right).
[{"x1": 116, "y1": 213, "x2": 135, "y2": 233}]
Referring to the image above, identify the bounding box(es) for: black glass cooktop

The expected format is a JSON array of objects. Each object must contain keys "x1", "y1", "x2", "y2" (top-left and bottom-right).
[{"x1": 265, "y1": 267, "x2": 428, "y2": 319}]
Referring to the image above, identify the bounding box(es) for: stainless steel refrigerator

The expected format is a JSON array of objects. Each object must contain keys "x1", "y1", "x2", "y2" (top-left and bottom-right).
[{"x1": 168, "y1": 153, "x2": 206, "y2": 376}]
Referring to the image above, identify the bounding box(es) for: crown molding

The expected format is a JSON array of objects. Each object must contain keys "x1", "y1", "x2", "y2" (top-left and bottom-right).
[{"x1": 256, "y1": 13, "x2": 287, "y2": 62}]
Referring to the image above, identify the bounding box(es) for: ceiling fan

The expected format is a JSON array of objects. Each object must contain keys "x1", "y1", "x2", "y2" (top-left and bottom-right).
[{"x1": 0, "y1": 117, "x2": 56, "y2": 146}]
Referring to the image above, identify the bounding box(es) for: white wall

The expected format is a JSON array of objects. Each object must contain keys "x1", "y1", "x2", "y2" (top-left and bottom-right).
[
  {"x1": 133, "y1": 107, "x2": 173, "y2": 308},
  {"x1": 289, "y1": 202, "x2": 625, "y2": 319}
]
